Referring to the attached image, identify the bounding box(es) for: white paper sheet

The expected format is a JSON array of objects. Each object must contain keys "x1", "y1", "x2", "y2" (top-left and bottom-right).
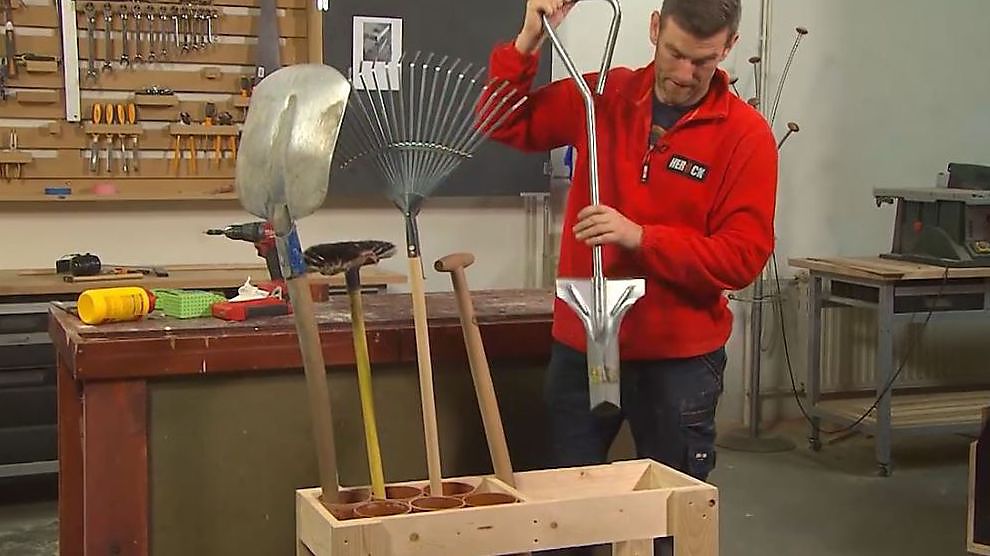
[{"x1": 351, "y1": 15, "x2": 403, "y2": 90}]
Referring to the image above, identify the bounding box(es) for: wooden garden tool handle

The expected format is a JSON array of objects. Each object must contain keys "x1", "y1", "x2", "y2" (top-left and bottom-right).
[
  {"x1": 409, "y1": 256, "x2": 444, "y2": 495},
  {"x1": 286, "y1": 277, "x2": 341, "y2": 503},
  {"x1": 434, "y1": 253, "x2": 515, "y2": 486}
]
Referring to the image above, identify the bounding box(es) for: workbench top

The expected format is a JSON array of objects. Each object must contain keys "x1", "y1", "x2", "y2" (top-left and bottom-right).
[
  {"x1": 0, "y1": 264, "x2": 406, "y2": 297},
  {"x1": 50, "y1": 288, "x2": 556, "y2": 381},
  {"x1": 789, "y1": 255, "x2": 990, "y2": 281}
]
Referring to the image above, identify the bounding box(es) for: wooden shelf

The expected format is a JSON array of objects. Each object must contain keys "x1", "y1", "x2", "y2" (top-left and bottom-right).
[
  {"x1": 169, "y1": 124, "x2": 239, "y2": 136},
  {"x1": 816, "y1": 390, "x2": 990, "y2": 430},
  {"x1": 0, "y1": 152, "x2": 34, "y2": 164},
  {"x1": 83, "y1": 123, "x2": 145, "y2": 136}
]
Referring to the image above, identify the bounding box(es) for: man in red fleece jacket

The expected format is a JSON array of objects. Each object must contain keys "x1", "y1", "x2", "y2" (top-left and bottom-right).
[{"x1": 486, "y1": 1, "x2": 776, "y2": 549}]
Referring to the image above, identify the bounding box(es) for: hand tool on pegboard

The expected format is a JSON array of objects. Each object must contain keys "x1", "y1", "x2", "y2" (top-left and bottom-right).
[
  {"x1": 2, "y1": 129, "x2": 19, "y2": 181},
  {"x1": 217, "y1": 111, "x2": 236, "y2": 164},
  {"x1": 4, "y1": 0, "x2": 17, "y2": 80},
  {"x1": 84, "y1": 3, "x2": 98, "y2": 81},
  {"x1": 126, "y1": 102, "x2": 139, "y2": 173},
  {"x1": 132, "y1": 4, "x2": 143, "y2": 64},
  {"x1": 146, "y1": 4, "x2": 156, "y2": 63},
  {"x1": 434, "y1": 252, "x2": 516, "y2": 487},
  {"x1": 103, "y1": 101, "x2": 114, "y2": 173},
  {"x1": 235, "y1": 64, "x2": 351, "y2": 505},
  {"x1": 158, "y1": 6, "x2": 169, "y2": 60},
  {"x1": 203, "y1": 102, "x2": 217, "y2": 166},
  {"x1": 115, "y1": 103, "x2": 126, "y2": 173},
  {"x1": 304, "y1": 240, "x2": 397, "y2": 500},
  {"x1": 88, "y1": 103, "x2": 101, "y2": 173},
  {"x1": 118, "y1": 4, "x2": 129, "y2": 67},
  {"x1": 101, "y1": 2, "x2": 113, "y2": 73}
]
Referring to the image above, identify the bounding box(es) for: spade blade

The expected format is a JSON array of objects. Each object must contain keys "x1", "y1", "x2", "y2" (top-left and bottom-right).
[{"x1": 235, "y1": 64, "x2": 351, "y2": 227}]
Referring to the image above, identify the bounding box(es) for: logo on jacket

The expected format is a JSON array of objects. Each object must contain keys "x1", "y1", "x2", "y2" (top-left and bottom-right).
[{"x1": 667, "y1": 155, "x2": 708, "y2": 182}]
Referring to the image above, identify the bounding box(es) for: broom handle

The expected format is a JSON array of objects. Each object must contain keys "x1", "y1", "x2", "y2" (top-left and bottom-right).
[
  {"x1": 435, "y1": 253, "x2": 515, "y2": 486},
  {"x1": 348, "y1": 284, "x2": 386, "y2": 499},
  {"x1": 408, "y1": 255, "x2": 443, "y2": 495},
  {"x1": 287, "y1": 277, "x2": 340, "y2": 503}
]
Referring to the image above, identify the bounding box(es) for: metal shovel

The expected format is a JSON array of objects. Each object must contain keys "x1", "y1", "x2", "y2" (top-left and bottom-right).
[
  {"x1": 543, "y1": 0, "x2": 646, "y2": 414},
  {"x1": 234, "y1": 63, "x2": 351, "y2": 504}
]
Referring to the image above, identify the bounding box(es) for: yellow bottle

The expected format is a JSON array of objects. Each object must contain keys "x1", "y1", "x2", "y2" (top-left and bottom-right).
[{"x1": 77, "y1": 287, "x2": 157, "y2": 325}]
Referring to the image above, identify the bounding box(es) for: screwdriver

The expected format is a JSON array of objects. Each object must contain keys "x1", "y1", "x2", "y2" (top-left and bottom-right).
[
  {"x1": 104, "y1": 102, "x2": 114, "y2": 174},
  {"x1": 116, "y1": 103, "x2": 128, "y2": 173},
  {"x1": 89, "y1": 104, "x2": 102, "y2": 174},
  {"x1": 127, "y1": 103, "x2": 139, "y2": 173}
]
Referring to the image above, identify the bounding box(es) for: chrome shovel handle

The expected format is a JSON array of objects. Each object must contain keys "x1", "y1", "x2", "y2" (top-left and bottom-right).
[{"x1": 542, "y1": 0, "x2": 621, "y2": 332}]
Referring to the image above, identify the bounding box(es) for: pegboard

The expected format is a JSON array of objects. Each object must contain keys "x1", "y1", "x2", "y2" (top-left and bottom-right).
[{"x1": 0, "y1": 0, "x2": 322, "y2": 201}]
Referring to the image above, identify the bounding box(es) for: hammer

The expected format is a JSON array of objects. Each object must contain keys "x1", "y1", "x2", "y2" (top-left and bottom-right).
[{"x1": 434, "y1": 253, "x2": 514, "y2": 487}]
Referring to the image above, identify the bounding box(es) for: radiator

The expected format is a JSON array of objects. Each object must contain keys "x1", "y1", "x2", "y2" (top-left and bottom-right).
[{"x1": 819, "y1": 304, "x2": 990, "y2": 393}]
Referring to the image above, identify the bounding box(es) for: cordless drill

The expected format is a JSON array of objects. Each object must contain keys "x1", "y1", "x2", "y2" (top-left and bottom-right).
[{"x1": 205, "y1": 221, "x2": 282, "y2": 282}]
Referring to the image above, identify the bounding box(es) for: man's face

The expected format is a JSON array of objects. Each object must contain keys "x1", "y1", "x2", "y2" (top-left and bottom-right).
[{"x1": 650, "y1": 13, "x2": 737, "y2": 106}]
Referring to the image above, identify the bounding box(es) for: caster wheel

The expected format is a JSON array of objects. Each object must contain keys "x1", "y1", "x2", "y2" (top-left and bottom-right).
[
  {"x1": 877, "y1": 464, "x2": 891, "y2": 477},
  {"x1": 808, "y1": 437, "x2": 822, "y2": 452}
]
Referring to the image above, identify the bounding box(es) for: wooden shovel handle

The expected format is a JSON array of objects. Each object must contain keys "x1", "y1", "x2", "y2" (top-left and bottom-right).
[
  {"x1": 436, "y1": 254, "x2": 515, "y2": 486},
  {"x1": 434, "y1": 252, "x2": 475, "y2": 273},
  {"x1": 287, "y1": 277, "x2": 340, "y2": 504},
  {"x1": 408, "y1": 256, "x2": 444, "y2": 495}
]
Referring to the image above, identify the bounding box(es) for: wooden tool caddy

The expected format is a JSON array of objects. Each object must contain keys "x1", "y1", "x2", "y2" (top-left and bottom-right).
[
  {"x1": 296, "y1": 459, "x2": 719, "y2": 556},
  {"x1": 0, "y1": 0, "x2": 321, "y2": 201}
]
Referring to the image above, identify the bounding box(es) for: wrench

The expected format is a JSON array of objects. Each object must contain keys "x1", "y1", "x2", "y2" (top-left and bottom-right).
[
  {"x1": 207, "y1": 8, "x2": 216, "y2": 45},
  {"x1": 171, "y1": 6, "x2": 179, "y2": 48},
  {"x1": 147, "y1": 5, "x2": 156, "y2": 62},
  {"x1": 132, "y1": 4, "x2": 143, "y2": 64},
  {"x1": 84, "y1": 3, "x2": 98, "y2": 80},
  {"x1": 118, "y1": 5, "x2": 129, "y2": 66},
  {"x1": 159, "y1": 6, "x2": 169, "y2": 60},
  {"x1": 181, "y1": 5, "x2": 190, "y2": 52},
  {"x1": 101, "y1": 2, "x2": 113, "y2": 72}
]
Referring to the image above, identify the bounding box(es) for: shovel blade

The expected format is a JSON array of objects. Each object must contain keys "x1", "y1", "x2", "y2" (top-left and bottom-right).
[
  {"x1": 555, "y1": 276, "x2": 646, "y2": 413},
  {"x1": 235, "y1": 64, "x2": 351, "y2": 226}
]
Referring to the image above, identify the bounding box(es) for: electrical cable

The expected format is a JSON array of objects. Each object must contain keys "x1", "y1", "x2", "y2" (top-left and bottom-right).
[{"x1": 770, "y1": 249, "x2": 948, "y2": 437}]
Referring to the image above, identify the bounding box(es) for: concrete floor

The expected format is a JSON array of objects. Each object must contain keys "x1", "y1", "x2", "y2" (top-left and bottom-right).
[{"x1": 0, "y1": 420, "x2": 973, "y2": 556}]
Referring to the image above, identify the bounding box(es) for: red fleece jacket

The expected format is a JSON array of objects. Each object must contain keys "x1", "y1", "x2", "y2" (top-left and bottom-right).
[{"x1": 485, "y1": 42, "x2": 778, "y2": 359}]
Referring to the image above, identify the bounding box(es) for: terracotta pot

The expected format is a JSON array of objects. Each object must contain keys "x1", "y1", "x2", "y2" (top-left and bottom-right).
[
  {"x1": 422, "y1": 481, "x2": 476, "y2": 498},
  {"x1": 323, "y1": 487, "x2": 373, "y2": 520},
  {"x1": 354, "y1": 500, "x2": 412, "y2": 518},
  {"x1": 464, "y1": 492, "x2": 518, "y2": 507},
  {"x1": 382, "y1": 485, "x2": 423, "y2": 501},
  {"x1": 410, "y1": 496, "x2": 465, "y2": 512}
]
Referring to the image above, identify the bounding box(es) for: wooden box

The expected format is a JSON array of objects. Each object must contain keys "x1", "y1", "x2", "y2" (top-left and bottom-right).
[{"x1": 296, "y1": 459, "x2": 717, "y2": 555}]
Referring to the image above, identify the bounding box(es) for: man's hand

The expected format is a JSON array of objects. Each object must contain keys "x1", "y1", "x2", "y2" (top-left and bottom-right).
[
  {"x1": 573, "y1": 204, "x2": 643, "y2": 250},
  {"x1": 515, "y1": 0, "x2": 574, "y2": 56}
]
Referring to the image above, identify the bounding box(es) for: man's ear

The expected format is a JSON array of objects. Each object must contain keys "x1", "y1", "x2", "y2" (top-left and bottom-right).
[
  {"x1": 650, "y1": 11, "x2": 660, "y2": 46},
  {"x1": 720, "y1": 32, "x2": 740, "y2": 60}
]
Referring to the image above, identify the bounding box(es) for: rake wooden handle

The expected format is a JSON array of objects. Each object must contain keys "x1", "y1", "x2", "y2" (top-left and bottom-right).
[
  {"x1": 287, "y1": 277, "x2": 341, "y2": 504},
  {"x1": 435, "y1": 253, "x2": 514, "y2": 486},
  {"x1": 409, "y1": 256, "x2": 443, "y2": 495}
]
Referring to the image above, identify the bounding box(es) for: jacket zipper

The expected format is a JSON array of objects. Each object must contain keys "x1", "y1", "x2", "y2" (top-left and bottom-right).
[{"x1": 640, "y1": 110, "x2": 700, "y2": 184}]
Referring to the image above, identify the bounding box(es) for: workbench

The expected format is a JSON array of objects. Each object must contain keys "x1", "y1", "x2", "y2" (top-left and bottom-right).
[
  {"x1": 790, "y1": 256, "x2": 990, "y2": 476},
  {"x1": 0, "y1": 264, "x2": 404, "y2": 481},
  {"x1": 50, "y1": 288, "x2": 560, "y2": 556}
]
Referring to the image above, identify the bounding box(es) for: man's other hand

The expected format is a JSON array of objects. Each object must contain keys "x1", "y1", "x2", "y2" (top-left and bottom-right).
[{"x1": 573, "y1": 204, "x2": 643, "y2": 250}]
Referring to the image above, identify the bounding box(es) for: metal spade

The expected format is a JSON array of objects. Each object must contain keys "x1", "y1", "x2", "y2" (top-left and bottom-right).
[
  {"x1": 543, "y1": 0, "x2": 646, "y2": 414},
  {"x1": 234, "y1": 63, "x2": 351, "y2": 504}
]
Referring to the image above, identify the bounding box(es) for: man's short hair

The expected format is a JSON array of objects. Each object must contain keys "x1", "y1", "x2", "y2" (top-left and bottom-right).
[{"x1": 659, "y1": 0, "x2": 741, "y2": 41}]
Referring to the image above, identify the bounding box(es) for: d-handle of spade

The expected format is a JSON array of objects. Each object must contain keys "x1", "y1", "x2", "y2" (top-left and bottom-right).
[{"x1": 434, "y1": 253, "x2": 514, "y2": 487}]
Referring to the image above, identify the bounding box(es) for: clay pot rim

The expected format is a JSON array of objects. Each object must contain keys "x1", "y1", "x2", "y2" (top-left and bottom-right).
[
  {"x1": 463, "y1": 492, "x2": 519, "y2": 507},
  {"x1": 422, "y1": 480, "x2": 478, "y2": 498},
  {"x1": 410, "y1": 495, "x2": 466, "y2": 512},
  {"x1": 353, "y1": 499, "x2": 412, "y2": 519}
]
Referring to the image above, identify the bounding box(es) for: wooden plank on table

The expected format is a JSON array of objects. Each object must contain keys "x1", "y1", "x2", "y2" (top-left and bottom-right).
[
  {"x1": 83, "y1": 380, "x2": 149, "y2": 556},
  {"x1": 790, "y1": 256, "x2": 990, "y2": 281}
]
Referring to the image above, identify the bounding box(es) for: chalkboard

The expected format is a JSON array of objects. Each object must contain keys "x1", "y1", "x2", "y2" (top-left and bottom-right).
[{"x1": 322, "y1": 1, "x2": 552, "y2": 198}]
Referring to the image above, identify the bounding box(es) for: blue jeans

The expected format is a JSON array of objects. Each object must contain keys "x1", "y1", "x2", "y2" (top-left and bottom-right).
[{"x1": 539, "y1": 341, "x2": 726, "y2": 555}]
